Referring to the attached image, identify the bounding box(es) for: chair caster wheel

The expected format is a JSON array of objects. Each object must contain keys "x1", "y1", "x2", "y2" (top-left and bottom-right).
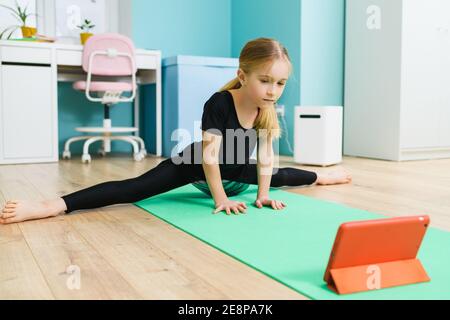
[
  {"x1": 134, "y1": 152, "x2": 144, "y2": 162},
  {"x1": 98, "y1": 148, "x2": 106, "y2": 157},
  {"x1": 81, "y1": 154, "x2": 92, "y2": 163},
  {"x1": 62, "y1": 150, "x2": 71, "y2": 160}
]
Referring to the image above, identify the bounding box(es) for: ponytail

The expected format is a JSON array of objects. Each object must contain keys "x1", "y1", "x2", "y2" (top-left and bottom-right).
[
  {"x1": 254, "y1": 104, "x2": 281, "y2": 139},
  {"x1": 220, "y1": 77, "x2": 241, "y2": 91}
]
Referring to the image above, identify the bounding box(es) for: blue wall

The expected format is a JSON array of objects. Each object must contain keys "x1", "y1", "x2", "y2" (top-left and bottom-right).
[
  {"x1": 133, "y1": 0, "x2": 232, "y2": 58},
  {"x1": 300, "y1": 0, "x2": 345, "y2": 106}
]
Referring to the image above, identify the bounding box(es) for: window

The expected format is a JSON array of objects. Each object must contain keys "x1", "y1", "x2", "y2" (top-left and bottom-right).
[{"x1": 39, "y1": 0, "x2": 123, "y2": 43}]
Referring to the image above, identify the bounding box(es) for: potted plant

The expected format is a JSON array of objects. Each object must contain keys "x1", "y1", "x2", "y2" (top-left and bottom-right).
[
  {"x1": 77, "y1": 19, "x2": 95, "y2": 45},
  {"x1": 0, "y1": 1, "x2": 37, "y2": 39}
]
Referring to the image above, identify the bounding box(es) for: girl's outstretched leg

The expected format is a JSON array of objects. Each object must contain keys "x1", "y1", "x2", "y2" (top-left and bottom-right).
[
  {"x1": 1, "y1": 159, "x2": 197, "y2": 224},
  {"x1": 61, "y1": 159, "x2": 195, "y2": 213},
  {"x1": 229, "y1": 165, "x2": 351, "y2": 187},
  {"x1": 269, "y1": 167, "x2": 352, "y2": 186}
]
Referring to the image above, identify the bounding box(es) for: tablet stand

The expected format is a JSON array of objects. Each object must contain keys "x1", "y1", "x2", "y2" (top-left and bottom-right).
[{"x1": 327, "y1": 258, "x2": 430, "y2": 295}]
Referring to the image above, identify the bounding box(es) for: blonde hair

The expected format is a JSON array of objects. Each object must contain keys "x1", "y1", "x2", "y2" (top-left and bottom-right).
[{"x1": 220, "y1": 38, "x2": 292, "y2": 139}]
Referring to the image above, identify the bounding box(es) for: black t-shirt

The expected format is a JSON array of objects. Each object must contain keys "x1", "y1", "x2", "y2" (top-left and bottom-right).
[{"x1": 177, "y1": 91, "x2": 258, "y2": 168}]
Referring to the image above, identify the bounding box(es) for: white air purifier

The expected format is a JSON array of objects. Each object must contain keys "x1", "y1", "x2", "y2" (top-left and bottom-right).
[{"x1": 294, "y1": 106, "x2": 343, "y2": 166}]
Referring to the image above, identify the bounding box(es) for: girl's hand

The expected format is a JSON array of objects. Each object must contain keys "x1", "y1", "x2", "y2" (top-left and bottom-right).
[
  {"x1": 214, "y1": 199, "x2": 247, "y2": 215},
  {"x1": 255, "y1": 196, "x2": 286, "y2": 211}
]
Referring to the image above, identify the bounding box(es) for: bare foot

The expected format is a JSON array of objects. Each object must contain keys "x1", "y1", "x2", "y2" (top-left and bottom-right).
[
  {"x1": 315, "y1": 170, "x2": 352, "y2": 186},
  {"x1": 0, "y1": 198, "x2": 67, "y2": 225}
]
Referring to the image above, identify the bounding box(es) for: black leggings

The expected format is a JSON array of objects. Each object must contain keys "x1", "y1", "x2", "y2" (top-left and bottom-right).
[{"x1": 61, "y1": 158, "x2": 318, "y2": 213}]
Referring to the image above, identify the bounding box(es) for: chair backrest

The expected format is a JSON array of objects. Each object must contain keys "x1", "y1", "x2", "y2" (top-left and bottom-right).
[{"x1": 82, "y1": 33, "x2": 137, "y2": 76}]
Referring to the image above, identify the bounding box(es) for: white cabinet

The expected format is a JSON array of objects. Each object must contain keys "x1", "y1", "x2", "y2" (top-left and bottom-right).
[
  {"x1": 344, "y1": 0, "x2": 450, "y2": 161},
  {"x1": 294, "y1": 106, "x2": 343, "y2": 166},
  {"x1": 0, "y1": 47, "x2": 58, "y2": 164}
]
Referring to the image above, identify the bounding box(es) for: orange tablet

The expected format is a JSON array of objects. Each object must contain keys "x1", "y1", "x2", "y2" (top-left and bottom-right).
[{"x1": 324, "y1": 215, "x2": 431, "y2": 295}]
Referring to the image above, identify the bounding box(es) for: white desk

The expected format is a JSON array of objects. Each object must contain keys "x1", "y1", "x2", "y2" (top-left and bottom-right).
[{"x1": 0, "y1": 40, "x2": 162, "y2": 164}]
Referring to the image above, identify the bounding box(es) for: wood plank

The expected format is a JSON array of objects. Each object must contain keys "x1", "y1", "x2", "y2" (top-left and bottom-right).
[
  {"x1": 0, "y1": 223, "x2": 55, "y2": 299},
  {"x1": 19, "y1": 217, "x2": 142, "y2": 299},
  {"x1": 0, "y1": 165, "x2": 54, "y2": 300},
  {"x1": 67, "y1": 210, "x2": 230, "y2": 299},
  {"x1": 2, "y1": 164, "x2": 141, "y2": 299}
]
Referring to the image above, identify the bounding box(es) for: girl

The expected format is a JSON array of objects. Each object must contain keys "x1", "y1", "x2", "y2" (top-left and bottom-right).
[{"x1": 0, "y1": 38, "x2": 351, "y2": 224}]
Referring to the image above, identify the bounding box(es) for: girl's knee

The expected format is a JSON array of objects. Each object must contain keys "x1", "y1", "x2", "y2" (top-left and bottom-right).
[
  {"x1": 271, "y1": 168, "x2": 289, "y2": 187},
  {"x1": 273, "y1": 167, "x2": 317, "y2": 187}
]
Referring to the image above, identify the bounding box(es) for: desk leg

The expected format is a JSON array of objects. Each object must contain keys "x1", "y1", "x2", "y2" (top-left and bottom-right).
[
  {"x1": 134, "y1": 86, "x2": 140, "y2": 138},
  {"x1": 156, "y1": 64, "x2": 162, "y2": 157}
]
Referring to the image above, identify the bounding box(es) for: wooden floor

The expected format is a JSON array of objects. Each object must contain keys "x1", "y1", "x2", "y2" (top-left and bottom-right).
[{"x1": 0, "y1": 154, "x2": 449, "y2": 300}]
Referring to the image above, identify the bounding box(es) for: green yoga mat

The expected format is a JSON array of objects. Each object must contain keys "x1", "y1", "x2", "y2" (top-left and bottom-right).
[{"x1": 135, "y1": 184, "x2": 450, "y2": 300}]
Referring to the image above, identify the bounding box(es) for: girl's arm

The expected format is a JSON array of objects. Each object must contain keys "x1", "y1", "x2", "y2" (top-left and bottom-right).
[
  {"x1": 256, "y1": 134, "x2": 274, "y2": 199},
  {"x1": 256, "y1": 134, "x2": 286, "y2": 210},
  {"x1": 202, "y1": 131, "x2": 247, "y2": 214},
  {"x1": 202, "y1": 131, "x2": 227, "y2": 205}
]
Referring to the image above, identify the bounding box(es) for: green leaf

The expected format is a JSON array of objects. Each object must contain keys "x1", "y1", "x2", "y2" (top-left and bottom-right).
[
  {"x1": 0, "y1": 29, "x2": 8, "y2": 39},
  {"x1": 7, "y1": 28, "x2": 17, "y2": 39},
  {"x1": 0, "y1": 25, "x2": 19, "y2": 39},
  {"x1": 16, "y1": 1, "x2": 22, "y2": 16}
]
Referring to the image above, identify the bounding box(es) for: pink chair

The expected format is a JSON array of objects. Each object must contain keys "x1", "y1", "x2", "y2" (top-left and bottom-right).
[{"x1": 62, "y1": 33, "x2": 147, "y2": 163}]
